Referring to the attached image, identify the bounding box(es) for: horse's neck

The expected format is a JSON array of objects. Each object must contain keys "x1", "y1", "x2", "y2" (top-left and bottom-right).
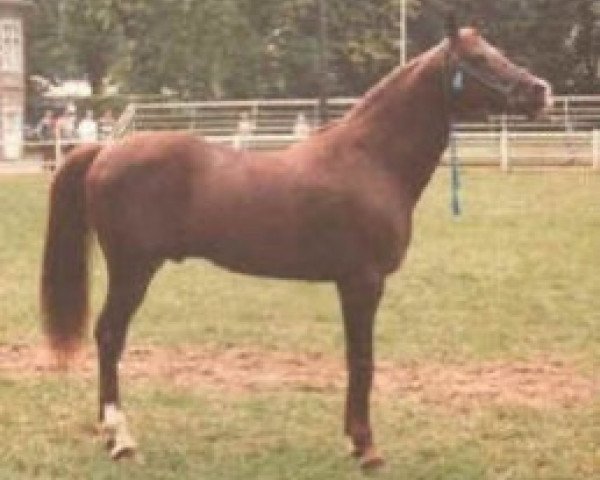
[{"x1": 344, "y1": 47, "x2": 450, "y2": 202}]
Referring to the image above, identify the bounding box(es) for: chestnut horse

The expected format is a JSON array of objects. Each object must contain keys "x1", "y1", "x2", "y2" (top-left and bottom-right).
[{"x1": 41, "y1": 23, "x2": 551, "y2": 467}]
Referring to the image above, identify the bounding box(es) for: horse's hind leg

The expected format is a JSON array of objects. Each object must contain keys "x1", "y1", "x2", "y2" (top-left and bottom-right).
[{"x1": 95, "y1": 254, "x2": 158, "y2": 459}]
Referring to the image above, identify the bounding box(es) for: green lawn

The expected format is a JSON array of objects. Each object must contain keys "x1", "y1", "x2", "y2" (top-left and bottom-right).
[{"x1": 0, "y1": 169, "x2": 598, "y2": 479}]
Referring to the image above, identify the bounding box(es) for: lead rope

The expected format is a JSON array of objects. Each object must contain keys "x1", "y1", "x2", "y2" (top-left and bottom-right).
[
  {"x1": 449, "y1": 69, "x2": 463, "y2": 217},
  {"x1": 449, "y1": 118, "x2": 461, "y2": 217}
]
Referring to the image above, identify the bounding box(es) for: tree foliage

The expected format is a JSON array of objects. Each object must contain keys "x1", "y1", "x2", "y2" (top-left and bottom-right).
[
  {"x1": 27, "y1": 0, "x2": 600, "y2": 98},
  {"x1": 29, "y1": 0, "x2": 121, "y2": 94}
]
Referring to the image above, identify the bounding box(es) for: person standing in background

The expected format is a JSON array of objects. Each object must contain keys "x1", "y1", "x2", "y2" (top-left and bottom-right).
[
  {"x1": 36, "y1": 110, "x2": 55, "y2": 140},
  {"x1": 234, "y1": 111, "x2": 254, "y2": 150},
  {"x1": 293, "y1": 112, "x2": 310, "y2": 140},
  {"x1": 56, "y1": 103, "x2": 77, "y2": 139},
  {"x1": 99, "y1": 109, "x2": 116, "y2": 140},
  {"x1": 77, "y1": 109, "x2": 98, "y2": 142}
]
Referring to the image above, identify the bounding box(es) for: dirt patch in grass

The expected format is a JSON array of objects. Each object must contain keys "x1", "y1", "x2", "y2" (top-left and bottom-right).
[{"x1": 0, "y1": 343, "x2": 597, "y2": 410}]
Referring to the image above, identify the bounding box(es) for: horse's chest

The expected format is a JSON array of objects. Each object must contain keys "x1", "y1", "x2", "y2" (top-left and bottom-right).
[{"x1": 296, "y1": 192, "x2": 408, "y2": 274}]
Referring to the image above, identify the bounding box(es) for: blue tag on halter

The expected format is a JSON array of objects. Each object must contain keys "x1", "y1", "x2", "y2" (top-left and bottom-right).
[{"x1": 452, "y1": 69, "x2": 464, "y2": 93}]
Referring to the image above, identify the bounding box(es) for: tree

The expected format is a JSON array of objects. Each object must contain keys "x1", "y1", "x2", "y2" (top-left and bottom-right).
[
  {"x1": 29, "y1": 0, "x2": 122, "y2": 94},
  {"x1": 26, "y1": 0, "x2": 600, "y2": 98},
  {"x1": 110, "y1": 0, "x2": 263, "y2": 98},
  {"x1": 248, "y1": 0, "x2": 420, "y2": 97},
  {"x1": 419, "y1": 0, "x2": 599, "y2": 93},
  {"x1": 28, "y1": 0, "x2": 80, "y2": 83},
  {"x1": 570, "y1": 0, "x2": 600, "y2": 92},
  {"x1": 63, "y1": 0, "x2": 122, "y2": 94}
]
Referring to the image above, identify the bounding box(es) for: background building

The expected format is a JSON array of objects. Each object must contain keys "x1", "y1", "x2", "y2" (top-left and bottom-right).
[{"x1": 0, "y1": 0, "x2": 30, "y2": 160}]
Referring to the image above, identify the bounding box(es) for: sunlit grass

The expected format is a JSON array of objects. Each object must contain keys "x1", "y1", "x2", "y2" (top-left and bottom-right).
[
  {"x1": 0, "y1": 375, "x2": 597, "y2": 480},
  {"x1": 0, "y1": 169, "x2": 598, "y2": 479}
]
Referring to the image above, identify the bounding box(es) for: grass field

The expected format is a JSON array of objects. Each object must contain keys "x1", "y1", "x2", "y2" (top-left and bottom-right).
[{"x1": 0, "y1": 169, "x2": 598, "y2": 479}]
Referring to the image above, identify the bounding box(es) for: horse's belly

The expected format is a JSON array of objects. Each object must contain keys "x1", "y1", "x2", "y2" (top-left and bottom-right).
[
  {"x1": 193, "y1": 235, "x2": 339, "y2": 280},
  {"x1": 209, "y1": 257, "x2": 333, "y2": 281},
  {"x1": 183, "y1": 168, "x2": 409, "y2": 280},
  {"x1": 191, "y1": 216, "x2": 408, "y2": 281}
]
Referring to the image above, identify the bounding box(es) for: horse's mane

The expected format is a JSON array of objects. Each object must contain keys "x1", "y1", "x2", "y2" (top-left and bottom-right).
[
  {"x1": 314, "y1": 118, "x2": 341, "y2": 133},
  {"x1": 344, "y1": 43, "x2": 446, "y2": 121}
]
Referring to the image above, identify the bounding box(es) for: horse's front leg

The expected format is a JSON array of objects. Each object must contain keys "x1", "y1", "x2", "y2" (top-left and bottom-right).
[
  {"x1": 337, "y1": 273, "x2": 385, "y2": 469},
  {"x1": 95, "y1": 258, "x2": 156, "y2": 460}
]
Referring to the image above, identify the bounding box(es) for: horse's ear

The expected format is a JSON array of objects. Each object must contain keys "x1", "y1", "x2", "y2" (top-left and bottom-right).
[{"x1": 445, "y1": 13, "x2": 459, "y2": 43}]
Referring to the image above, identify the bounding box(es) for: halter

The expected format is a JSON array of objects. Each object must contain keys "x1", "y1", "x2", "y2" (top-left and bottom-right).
[
  {"x1": 443, "y1": 48, "x2": 526, "y2": 217},
  {"x1": 454, "y1": 58, "x2": 526, "y2": 104},
  {"x1": 446, "y1": 46, "x2": 530, "y2": 113}
]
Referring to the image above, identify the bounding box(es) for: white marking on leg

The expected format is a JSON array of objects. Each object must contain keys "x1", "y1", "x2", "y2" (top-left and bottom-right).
[
  {"x1": 102, "y1": 403, "x2": 137, "y2": 459},
  {"x1": 103, "y1": 403, "x2": 122, "y2": 429}
]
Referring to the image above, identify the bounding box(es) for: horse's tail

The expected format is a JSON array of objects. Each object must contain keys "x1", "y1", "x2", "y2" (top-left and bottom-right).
[{"x1": 41, "y1": 143, "x2": 103, "y2": 357}]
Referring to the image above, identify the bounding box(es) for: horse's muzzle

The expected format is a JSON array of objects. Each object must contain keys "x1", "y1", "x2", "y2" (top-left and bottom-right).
[{"x1": 511, "y1": 76, "x2": 553, "y2": 119}]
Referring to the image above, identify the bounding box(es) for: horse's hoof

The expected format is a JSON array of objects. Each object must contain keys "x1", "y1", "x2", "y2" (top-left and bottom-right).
[
  {"x1": 109, "y1": 433, "x2": 138, "y2": 461},
  {"x1": 110, "y1": 442, "x2": 137, "y2": 461},
  {"x1": 359, "y1": 448, "x2": 385, "y2": 470}
]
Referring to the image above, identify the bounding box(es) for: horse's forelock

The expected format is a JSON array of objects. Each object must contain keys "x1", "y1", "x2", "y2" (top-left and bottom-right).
[
  {"x1": 454, "y1": 27, "x2": 487, "y2": 53},
  {"x1": 456, "y1": 29, "x2": 508, "y2": 65},
  {"x1": 460, "y1": 27, "x2": 480, "y2": 39}
]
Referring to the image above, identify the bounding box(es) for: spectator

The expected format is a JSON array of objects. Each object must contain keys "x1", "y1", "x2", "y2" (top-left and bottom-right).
[
  {"x1": 234, "y1": 111, "x2": 254, "y2": 150},
  {"x1": 57, "y1": 103, "x2": 77, "y2": 139},
  {"x1": 36, "y1": 110, "x2": 55, "y2": 140},
  {"x1": 77, "y1": 109, "x2": 98, "y2": 142},
  {"x1": 293, "y1": 112, "x2": 310, "y2": 139},
  {"x1": 99, "y1": 109, "x2": 116, "y2": 140}
]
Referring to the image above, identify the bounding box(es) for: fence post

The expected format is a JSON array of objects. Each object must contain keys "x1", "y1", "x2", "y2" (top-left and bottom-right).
[
  {"x1": 54, "y1": 126, "x2": 63, "y2": 169},
  {"x1": 312, "y1": 101, "x2": 319, "y2": 128},
  {"x1": 190, "y1": 105, "x2": 196, "y2": 131},
  {"x1": 593, "y1": 129, "x2": 600, "y2": 170},
  {"x1": 251, "y1": 101, "x2": 259, "y2": 127},
  {"x1": 500, "y1": 115, "x2": 509, "y2": 172}
]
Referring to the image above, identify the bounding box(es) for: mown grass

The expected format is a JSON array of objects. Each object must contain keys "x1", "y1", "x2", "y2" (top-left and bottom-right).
[
  {"x1": 1, "y1": 376, "x2": 598, "y2": 480},
  {"x1": 0, "y1": 169, "x2": 599, "y2": 479}
]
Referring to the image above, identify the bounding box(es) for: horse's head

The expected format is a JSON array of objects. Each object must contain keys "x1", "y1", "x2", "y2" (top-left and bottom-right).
[{"x1": 444, "y1": 19, "x2": 552, "y2": 119}]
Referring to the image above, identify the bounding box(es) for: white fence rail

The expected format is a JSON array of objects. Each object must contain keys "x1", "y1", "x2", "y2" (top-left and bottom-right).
[
  {"x1": 208, "y1": 130, "x2": 599, "y2": 169},
  {"x1": 109, "y1": 96, "x2": 600, "y2": 169},
  {"x1": 119, "y1": 98, "x2": 353, "y2": 138},
  {"x1": 100, "y1": 95, "x2": 599, "y2": 170},
  {"x1": 442, "y1": 131, "x2": 598, "y2": 170},
  {"x1": 116, "y1": 95, "x2": 600, "y2": 139},
  {"x1": 2, "y1": 129, "x2": 598, "y2": 172},
  {"x1": 3, "y1": 95, "x2": 600, "y2": 172}
]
